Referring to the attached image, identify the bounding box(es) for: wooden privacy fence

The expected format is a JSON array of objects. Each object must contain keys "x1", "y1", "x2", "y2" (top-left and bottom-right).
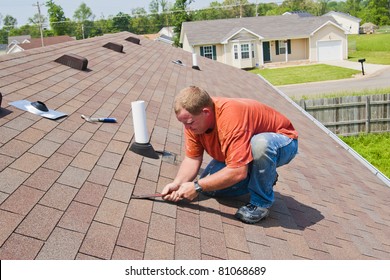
[{"x1": 298, "y1": 94, "x2": 390, "y2": 136}]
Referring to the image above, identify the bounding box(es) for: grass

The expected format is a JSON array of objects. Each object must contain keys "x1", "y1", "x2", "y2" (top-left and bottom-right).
[
  {"x1": 348, "y1": 33, "x2": 390, "y2": 64},
  {"x1": 339, "y1": 133, "x2": 390, "y2": 178},
  {"x1": 249, "y1": 64, "x2": 360, "y2": 86}
]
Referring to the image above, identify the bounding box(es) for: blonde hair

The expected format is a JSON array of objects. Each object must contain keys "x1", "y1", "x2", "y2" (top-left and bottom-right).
[{"x1": 174, "y1": 86, "x2": 214, "y2": 115}]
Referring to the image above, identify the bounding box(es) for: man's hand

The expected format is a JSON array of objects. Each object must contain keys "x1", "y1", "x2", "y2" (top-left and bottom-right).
[
  {"x1": 162, "y1": 181, "x2": 199, "y2": 202},
  {"x1": 161, "y1": 182, "x2": 181, "y2": 202}
]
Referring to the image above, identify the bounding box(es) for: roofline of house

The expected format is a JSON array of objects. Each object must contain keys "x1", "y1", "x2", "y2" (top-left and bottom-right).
[
  {"x1": 310, "y1": 20, "x2": 348, "y2": 36},
  {"x1": 258, "y1": 74, "x2": 390, "y2": 188},
  {"x1": 325, "y1": 11, "x2": 362, "y2": 23},
  {"x1": 221, "y1": 27, "x2": 264, "y2": 44}
]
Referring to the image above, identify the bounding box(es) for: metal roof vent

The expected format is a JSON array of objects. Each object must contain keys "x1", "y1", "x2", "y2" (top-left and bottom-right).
[
  {"x1": 103, "y1": 42, "x2": 124, "y2": 53},
  {"x1": 125, "y1": 36, "x2": 140, "y2": 45},
  {"x1": 55, "y1": 53, "x2": 88, "y2": 71}
]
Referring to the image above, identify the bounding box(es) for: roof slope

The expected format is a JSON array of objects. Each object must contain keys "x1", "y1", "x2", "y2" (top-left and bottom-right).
[
  {"x1": 0, "y1": 31, "x2": 389, "y2": 260},
  {"x1": 182, "y1": 14, "x2": 340, "y2": 45}
]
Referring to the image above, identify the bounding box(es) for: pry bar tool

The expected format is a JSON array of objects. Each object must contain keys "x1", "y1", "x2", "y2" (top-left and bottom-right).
[
  {"x1": 81, "y1": 114, "x2": 117, "y2": 123},
  {"x1": 131, "y1": 193, "x2": 163, "y2": 200}
]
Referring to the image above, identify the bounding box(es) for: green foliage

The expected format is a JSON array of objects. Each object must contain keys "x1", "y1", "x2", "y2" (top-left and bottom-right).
[
  {"x1": 172, "y1": 0, "x2": 194, "y2": 47},
  {"x1": 348, "y1": 34, "x2": 390, "y2": 64},
  {"x1": 46, "y1": 0, "x2": 69, "y2": 36},
  {"x1": 112, "y1": 12, "x2": 131, "y2": 32},
  {"x1": 339, "y1": 133, "x2": 390, "y2": 178}
]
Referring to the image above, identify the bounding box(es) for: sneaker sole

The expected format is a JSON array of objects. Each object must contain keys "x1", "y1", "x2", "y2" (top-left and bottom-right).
[{"x1": 234, "y1": 210, "x2": 270, "y2": 224}]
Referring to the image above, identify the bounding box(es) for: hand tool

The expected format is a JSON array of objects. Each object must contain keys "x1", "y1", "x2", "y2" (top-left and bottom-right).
[
  {"x1": 131, "y1": 193, "x2": 163, "y2": 200},
  {"x1": 81, "y1": 114, "x2": 117, "y2": 123}
]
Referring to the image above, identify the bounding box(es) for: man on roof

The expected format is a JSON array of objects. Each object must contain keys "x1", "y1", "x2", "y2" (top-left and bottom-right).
[{"x1": 161, "y1": 86, "x2": 298, "y2": 224}]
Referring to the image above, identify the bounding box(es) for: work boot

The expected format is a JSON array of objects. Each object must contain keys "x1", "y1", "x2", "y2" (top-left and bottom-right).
[{"x1": 235, "y1": 203, "x2": 270, "y2": 224}]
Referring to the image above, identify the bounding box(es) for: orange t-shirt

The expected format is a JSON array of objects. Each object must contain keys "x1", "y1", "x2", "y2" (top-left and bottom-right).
[{"x1": 184, "y1": 97, "x2": 298, "y2": 168}]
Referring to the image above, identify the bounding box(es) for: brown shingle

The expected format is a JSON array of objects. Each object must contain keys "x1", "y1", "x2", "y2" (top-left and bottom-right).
[{"x1": 79, "y1": 221, "x2": 119, "y2": 259}]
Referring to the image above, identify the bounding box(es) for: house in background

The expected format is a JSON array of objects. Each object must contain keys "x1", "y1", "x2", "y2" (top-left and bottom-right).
[
  {"x1": 324, "y1": 11, "x2": 361, "y2": 34},
  {"x1": 7, "y1": 35, "x2": 32, "y2": 45},
  {"x1": 6, "y1": 35, "x2": 75, "y2": 54},
  {"x1": 143, "y1": 26, "x2": 174, "y2": 45},
  {"x1": 360, "y1": 22, "x2": 378, "y2": 34},
  {"x1": 180, "y1": 14, "x2": 348, "y2": 69}
]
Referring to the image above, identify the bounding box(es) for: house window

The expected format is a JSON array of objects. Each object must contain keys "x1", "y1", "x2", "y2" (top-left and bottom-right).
[
  {"x1": 278, "y1": 40, "x2": 286, "y2": 54},
  {"x1": 203, "y1": 46, "x2": 213, "y2": 59},
  {"x1": 251, "y1": 43, "x2": 255, "y2": 58},
  {"x1": 200, "y1": 45, "x2": 216, "y2": 60},
  {"x1": 276, "y1": 40, "x2": 291, "y2": 55},
  {"x1": 234, "y1": 45, "x2": 238, "y2": 59},
  {"x1": 241, "y1": 44, "x2": 249, "y2": 59}
]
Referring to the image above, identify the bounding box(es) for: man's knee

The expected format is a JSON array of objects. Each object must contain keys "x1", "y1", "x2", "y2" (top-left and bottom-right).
[{"x1": 250, "y1": 135, "x2": 269, "y2": 160}]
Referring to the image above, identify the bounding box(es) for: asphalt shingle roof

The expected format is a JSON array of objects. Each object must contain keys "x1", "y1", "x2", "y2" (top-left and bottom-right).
[
  {"x1": 181, "y1": 14, "x2": 340, "y2": 45},
  {"x1": 0, "y1": 31, "x2": 389, "y2": 260}
]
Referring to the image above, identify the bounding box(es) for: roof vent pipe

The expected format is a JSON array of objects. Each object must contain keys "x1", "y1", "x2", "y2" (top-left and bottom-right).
[
  {"x1": 129, "y1": 100, "x2": 159, "y2": 159},
  {"x1": 126, "y1": 36, "x2": 141, "y2": 45},
  {"x1": 192, "y1": 52, "x2": 200, "y2": 70},
  {"x1": 103, "y1": 42, "x2": 124, "y2": 53},
  {"x1": 55, "y1": 53, "x2": 88, "y2": 71}
]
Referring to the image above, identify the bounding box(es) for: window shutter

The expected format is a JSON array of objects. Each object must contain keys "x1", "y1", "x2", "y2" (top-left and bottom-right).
[
  {"x1": 275, "y1": 41, "x2": 279, "y2": 55},
  {"x1": 200, "y1": 46, "x2": 204, "y2": 57},
  {"x1": 212, "y1": 45, "x2": 217, "y2": 60},
  {"x1": 287, "y1": 40, "x2": 291, "y2": 54}
]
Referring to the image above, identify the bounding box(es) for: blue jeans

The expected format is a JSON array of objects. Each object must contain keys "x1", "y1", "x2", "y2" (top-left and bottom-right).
[{"x1": 200, "y1": 133, "x2": 298, "y2": 208}]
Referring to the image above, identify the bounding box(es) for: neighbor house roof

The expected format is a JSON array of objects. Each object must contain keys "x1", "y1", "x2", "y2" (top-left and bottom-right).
[
  {"x1": 8, "y1": 35, "x2": 32, "y2": 45},
  {"x1": 324, "y1": 11, "x2": 361, "y2": 23},
  {"x1": 0, "y1": 31, "x2": 389, "y2": 260},
  {"x1": 17, "y1": 35, "x2": 75, "y2": 50},
  {"x1": 181, "y1": 14, "x2": 342, "y2": 46}
]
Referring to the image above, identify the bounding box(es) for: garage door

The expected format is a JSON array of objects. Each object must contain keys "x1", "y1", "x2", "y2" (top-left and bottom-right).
[{"x1": 317, "y1": 40, "x2": 342, "y2": 61}]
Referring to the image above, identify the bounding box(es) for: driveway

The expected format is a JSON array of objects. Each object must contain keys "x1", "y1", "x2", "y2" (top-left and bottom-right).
[{"x1": 277, "y1": 61, "x2": 390, "y2": 99}]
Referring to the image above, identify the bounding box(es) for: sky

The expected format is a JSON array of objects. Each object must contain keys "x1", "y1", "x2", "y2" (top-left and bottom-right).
[{"x1": 0, "y1": 0, "x2": 227, "y2": 26}]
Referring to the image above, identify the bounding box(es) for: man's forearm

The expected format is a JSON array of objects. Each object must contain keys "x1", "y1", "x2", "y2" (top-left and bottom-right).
[
  {"x1": 173, "y1": 156, "x2": 202, "y2": 184},
  {"x1": 197, "y1": 165, "x2": 248, "y2": 192}
]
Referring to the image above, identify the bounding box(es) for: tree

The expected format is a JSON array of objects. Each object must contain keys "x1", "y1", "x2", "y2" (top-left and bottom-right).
[
  {"x1": 112, "y1": 12, "x2": 131, "y2": 32},
  {"x1": 172, "y1": 0, "x2": 194, "y2": 47},
  {"x1": 3, "y1": 15, "x2": 17, "y2": 30},
  {"x1": 130, "y1": 8, "x2": 150, "y2": 34},
  {"x1": 46, "y1": 0, "x2": 69, "y2": 35},
  {"x1": 361, "y1": 0, "x2": 390, "y2": 25},
  {"x1": 73, "y1": 2, "x2": 95, "y2": 39}
]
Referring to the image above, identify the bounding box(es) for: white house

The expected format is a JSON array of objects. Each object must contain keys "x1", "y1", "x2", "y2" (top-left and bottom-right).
[
  {"x1": 180, "y1": 14, "x2": 348, "y2": 69},
  {"x1": 323, "y1": 11, "x2": 361, "y2": 34}
]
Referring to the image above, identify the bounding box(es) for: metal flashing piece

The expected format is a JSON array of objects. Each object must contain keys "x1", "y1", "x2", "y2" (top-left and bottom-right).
[
  {"x1": 125, "y1": 36, "x2": 141, "y2": 45},
  {"x1": 55, "y1": 53, "x2": 88, "y2": 71},
  {"x1": 103, "y1": 42, "x2": 124, "y2": 53},
  {"x1": 9, "y1": 100, "x2": 67, "y2": 120}
]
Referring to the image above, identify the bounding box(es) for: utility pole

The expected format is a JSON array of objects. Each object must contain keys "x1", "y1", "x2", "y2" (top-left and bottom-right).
[{"x1": 33, "y1": 2, "x2": 44, "y2": 47}]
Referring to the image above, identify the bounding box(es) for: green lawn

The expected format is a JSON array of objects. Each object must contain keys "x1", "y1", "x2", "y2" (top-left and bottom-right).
[
  {"x1": 339, "y1": 133, "x2": 390, "y2": 178},
  {"x1": 348, "y1": 33, "x2": 390, "y2": 64},
  {"x1": 249, "y1": 64, "x2": 360, "y2": 86}
]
